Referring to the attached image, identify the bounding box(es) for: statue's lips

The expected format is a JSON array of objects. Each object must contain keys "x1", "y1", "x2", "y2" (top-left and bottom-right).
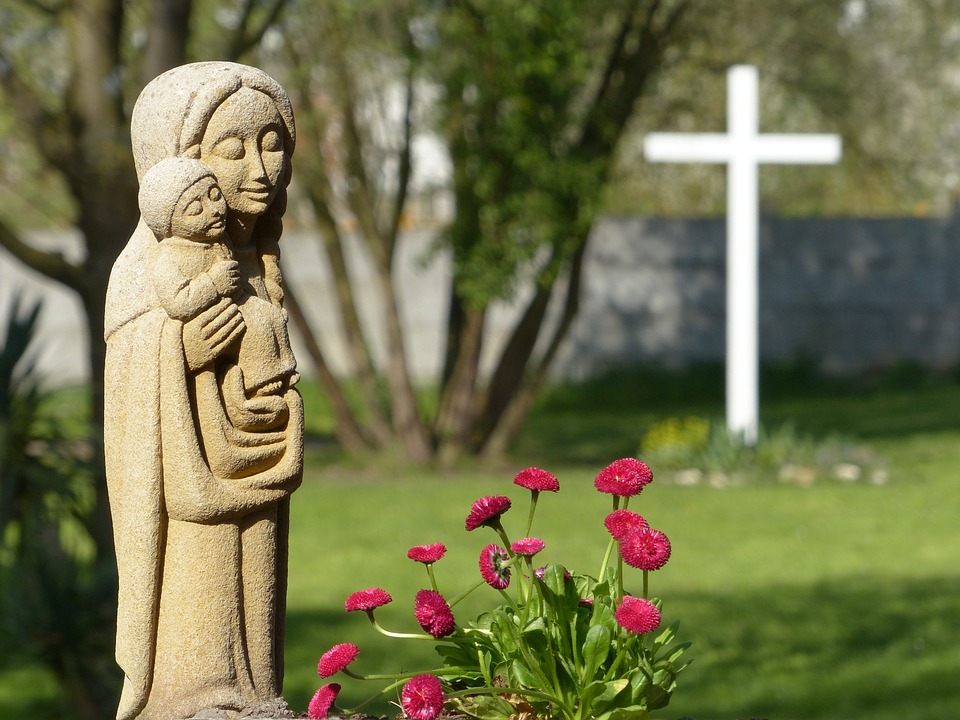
[{"x1": 240, "y1": 186, "x2": 273, "y2": 199}]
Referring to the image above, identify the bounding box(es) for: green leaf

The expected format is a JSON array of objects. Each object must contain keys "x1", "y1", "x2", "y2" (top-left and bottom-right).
[
  {"x1": 510, "y1": 658, "x2": 544, "y2": 688},
  {"x1": 455, "y1": 694, "x2": 515, "y2": 720},
  {"x1": 543, "y1": 563, "x2": 569, "y2": 597},
  {"x1": 580, "y1": 623, "x2": 612, "y2": 681},
  {"x1": 600, "y1": 704, "x2": 650, "y2": 720},
  {"x1": 589, "y1": 678, "x2": 629, "y2": 714},
  {"x1": 628, "y1": 668, "x2": 651, "y2": 705}
]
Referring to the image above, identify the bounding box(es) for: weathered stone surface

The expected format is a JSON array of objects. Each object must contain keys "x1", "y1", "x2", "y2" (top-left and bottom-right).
[{"x1": 104, "y1": 62, "x2": 303, "y2": 720}]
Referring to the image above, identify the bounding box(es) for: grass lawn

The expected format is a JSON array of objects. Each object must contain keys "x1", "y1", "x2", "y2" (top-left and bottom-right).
[{"x1": 4, "y1": 366, "x2": 960, "y2": 719}]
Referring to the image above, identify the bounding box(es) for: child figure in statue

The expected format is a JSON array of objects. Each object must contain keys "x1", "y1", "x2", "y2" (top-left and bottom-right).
[{"x1": 139, "y1": 157, "x2": 298, "y2": 432}]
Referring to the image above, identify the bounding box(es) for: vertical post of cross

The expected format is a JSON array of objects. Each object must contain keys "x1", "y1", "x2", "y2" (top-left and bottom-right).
[{"x1": 644, "y1": 65, "x2": 841, "y2": 445}]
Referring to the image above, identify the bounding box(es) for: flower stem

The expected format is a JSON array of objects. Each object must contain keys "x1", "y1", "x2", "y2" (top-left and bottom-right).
[
  {"x1": 427, "y1": 564, "x2": 439, "y2": 594},
  {"x1": 494, "y1": 521, "x2": 512, "y2": 554},
  {"x1": 369, "y1": 616, "x2": 437, "y2": 641},
  {"x1": 525, "y1": 490, "x2": 540, "y2": 537},
  {"x1": 598, "y1": 536, "x2": 616, "y2": 579},
  {"x1": 617, "y1": 554, "x2": 625, "y2": 602},
  {"x1": 449, "y1": 577, "x2": 486, "y2": 607}
]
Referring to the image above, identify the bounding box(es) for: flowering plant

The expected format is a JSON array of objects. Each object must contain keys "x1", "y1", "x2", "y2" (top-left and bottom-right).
[{"x1": 309, "y1": 459, "x2": 691, "y2": 720}]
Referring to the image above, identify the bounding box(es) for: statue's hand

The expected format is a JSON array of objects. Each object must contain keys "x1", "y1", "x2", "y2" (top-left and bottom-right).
[{"x1": 182, "y1": 297, "x2": 245, "y2": 372}]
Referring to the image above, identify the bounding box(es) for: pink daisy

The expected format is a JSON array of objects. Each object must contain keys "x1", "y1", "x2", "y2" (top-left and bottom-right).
[
  {"x1": 344, "y1": 588, "x2": 392, "y2": 612},
  {"x1": 307, "y1": 683, "x2": 341, "y2": 719},
  {"x1": 478, "y1": 544, "x2": 511, "y2": 589},
  {"x1": 414, "y1": 590, "x2": 456, "y2": 638},
  {"x1": 604, "y1": 509, "x2": 649, "y2": 541},
  {"x1": 513, "y1": 467, "x2": 560, "y2": 493},
  {"x1": 401, "y1": 674, "x2": 445, "y2": 720},
  {"x1": 615, "y1": 596, "x2": 662, "y2": 634},
  {"x1": 594, "y1": 458, "x2": 653, "y2": 497},
  {"x1": 510, "y1": 537, "x2": 545, "y2": 557},
  {"x1": 317, "y1": 642, "x2": 359, "y2": 678},
  {"x1": 619, "y1": 527, "x2": 672, "y2": 571},
  {"x1": 408, "y1": 543, "x2": 447, "y2": 564},
  {"x1": 465, "y1": 495, "x2": 512, "y2": 531}
]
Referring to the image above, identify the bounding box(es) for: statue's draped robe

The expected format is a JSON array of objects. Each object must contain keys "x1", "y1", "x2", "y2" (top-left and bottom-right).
[{"x1": 104, "y1": 221, "x2": 303, "y2": 720}]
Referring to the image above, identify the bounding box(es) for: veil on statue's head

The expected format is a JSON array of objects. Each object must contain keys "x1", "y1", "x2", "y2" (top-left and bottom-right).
[{"x1": 131, "y1": 61, "x2": 296, "y2": 182}]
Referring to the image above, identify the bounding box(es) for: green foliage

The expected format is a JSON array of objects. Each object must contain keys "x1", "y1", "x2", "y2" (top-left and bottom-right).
[
  {"x1": 0, "y1": 295, "x2": 118, "y2": 720},
  {"x1": 640, "y1": 416, "x2": 887, "y2": 487},
  {"x1": 441, "y1": 569, "x2": 690, "y2": 720},
  {"x1": 434, "y1": 0, "x2": 613, "y2": 305}
]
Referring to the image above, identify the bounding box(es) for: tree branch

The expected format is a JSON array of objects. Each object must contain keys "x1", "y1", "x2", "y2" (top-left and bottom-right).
[
  {"x1": 0, "y1": 220, "x2": 82, "y2": 291},
  {"x1": 226, "y1": 0, "x2": 288, "y2": 61},
  {"x1": 0, "y1": 48, "x2": 71, "y2": 171},
  {"x1": 385, "y1": 38, "x2": 417, "y2": 260}
]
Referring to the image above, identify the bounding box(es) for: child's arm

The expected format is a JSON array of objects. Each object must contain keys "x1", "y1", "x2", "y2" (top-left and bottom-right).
[{"x1": 153, "y1": 244, "x2": 235, "y2": 321}]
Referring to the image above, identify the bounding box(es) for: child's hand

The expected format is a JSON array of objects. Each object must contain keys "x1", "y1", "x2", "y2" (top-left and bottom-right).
[{"x1": 210, "y1": 259, "x2": 240, "y2": 296}]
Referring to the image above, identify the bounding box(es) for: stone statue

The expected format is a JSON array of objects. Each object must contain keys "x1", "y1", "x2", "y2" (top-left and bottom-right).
[{"x1": 104, "y1": 62, "x2": 303, "y2": 720}]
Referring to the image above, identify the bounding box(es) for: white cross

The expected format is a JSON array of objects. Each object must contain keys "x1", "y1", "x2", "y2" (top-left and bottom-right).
[{"x1": 644, "y1": 65, "x2": 841, "y2": 445}]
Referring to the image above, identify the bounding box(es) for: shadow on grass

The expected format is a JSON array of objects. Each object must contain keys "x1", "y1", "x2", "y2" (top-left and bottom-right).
[
  {"x1": 514, "y1": 362, "x2": 960, "y2": 467},
  {"x1": 667, "y1": 575, "x2": 960, "y2": 720},
  {"x1": 281, "y1": 575, "x2": 960, "y2": 720}
]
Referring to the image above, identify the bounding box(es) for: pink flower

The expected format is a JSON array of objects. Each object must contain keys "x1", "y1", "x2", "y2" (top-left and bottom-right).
[
  {"x1": 604, "y1": 509, "x2": 649, "y2": 541},
  {"x1": 479, "y1": 544, "x2": 511, "y2": 589},
  {"x1": 594, "y1": 458, "x2": 653, "y2": 497},
  {"x1": 465, "y1": 495, "x2": 512, "y2": 531},
  {"x1": 510, "y1": 537, "x2": 545, "y2": 557},
  {"x1": 408, "y1": 543, "x2": 447, "y2": 564},
  {"x1": 345, "y1": 588, "x2": 392, "y2": 612},
  {"x1": 308, "y1": 683, "x2": 341, "y2": 719},
  {"x1": 513, "y1": 467, "x2": 560, "y2": 493},
  {"x1": 401, "y1": 674, "x2": 445, "y2": 720},
  {"x1": 619, "y1": 527, "x2": 672, "y2": 571},
  {"x1": 615, "y1": 596, "x2": 662, "y2": 634},
  {"x1": 317, "y1": 642, "x2": 359, "y2": 678},
  {"x1": 414, "y1": 590, "x2": 456, "y2": 638}
]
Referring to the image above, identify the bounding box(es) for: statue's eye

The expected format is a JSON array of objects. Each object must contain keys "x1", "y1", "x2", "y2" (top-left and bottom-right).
[
  {"x1": 212, "y1": 137, "x2": 244, "y2": 160},
  {"x1": 261, "y1": 129, "x2": 282, "y2": 153},
  {"x1": 184, "y1": 199, "x2": 203, "y2": 216},
  {"x1": 208, "y1": 186, "x2": 222, "y2": 202}
]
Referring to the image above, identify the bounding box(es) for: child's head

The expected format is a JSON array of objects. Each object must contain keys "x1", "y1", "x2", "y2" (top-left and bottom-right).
[{"x1": 139, "y1": 157, "x2": 227, "y2": 241}]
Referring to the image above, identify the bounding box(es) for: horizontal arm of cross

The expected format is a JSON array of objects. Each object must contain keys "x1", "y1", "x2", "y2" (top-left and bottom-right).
[{"x1": 644, "y1": 133, "x2": 841, "y2": 165}]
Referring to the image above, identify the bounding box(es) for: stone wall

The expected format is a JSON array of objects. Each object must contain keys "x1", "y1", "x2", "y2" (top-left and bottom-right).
[
  {"x1": 4, "y1": 214, "x2": 960, "y2": 386},
  {"x1": 551, "y1": 214, "x2": 960, "y2": 378}
]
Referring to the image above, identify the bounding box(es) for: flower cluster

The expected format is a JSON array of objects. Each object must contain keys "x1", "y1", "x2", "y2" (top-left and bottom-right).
[{"x1": 307, "y1": 460, "x2": 690, "y2": 720}]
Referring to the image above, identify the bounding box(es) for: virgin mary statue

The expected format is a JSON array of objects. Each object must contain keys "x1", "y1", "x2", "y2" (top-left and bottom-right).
[{"x1": 104, "y1": 62, "x2": 303, "y2": 720}]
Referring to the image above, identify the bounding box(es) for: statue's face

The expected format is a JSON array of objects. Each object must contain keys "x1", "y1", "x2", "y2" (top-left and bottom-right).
[
  {"x1": 199, "y1": 88, "x2": 286, "y2": 218},
  {"x1": 171, "y1": 176, "x2": 227, "y2": 241}
]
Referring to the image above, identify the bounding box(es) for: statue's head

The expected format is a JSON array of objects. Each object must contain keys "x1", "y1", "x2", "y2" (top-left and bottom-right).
[
  {"x1": 138, "y1": 157, "x2": 226, "y2": 243},
  {"x1": 131, "y1": 62, "x2": 296, "y2": 223}
]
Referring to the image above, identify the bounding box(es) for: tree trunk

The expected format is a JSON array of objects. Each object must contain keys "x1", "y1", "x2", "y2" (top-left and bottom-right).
[
  {"x1": 473, "y1": 280, "x2": 555, "y2": 449},
  {"x1": 435, "y1": 306, "x2": 486, "y2": 465},
  {"x1": 482, "y1": 244, "x2": 588, "y2": 459},
  {"x1": 374, "y1": 263, "x2": 434, "y2": 461},
  {"x1": 284, "y1": 285, "x2": 374, "y2": 453}
]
